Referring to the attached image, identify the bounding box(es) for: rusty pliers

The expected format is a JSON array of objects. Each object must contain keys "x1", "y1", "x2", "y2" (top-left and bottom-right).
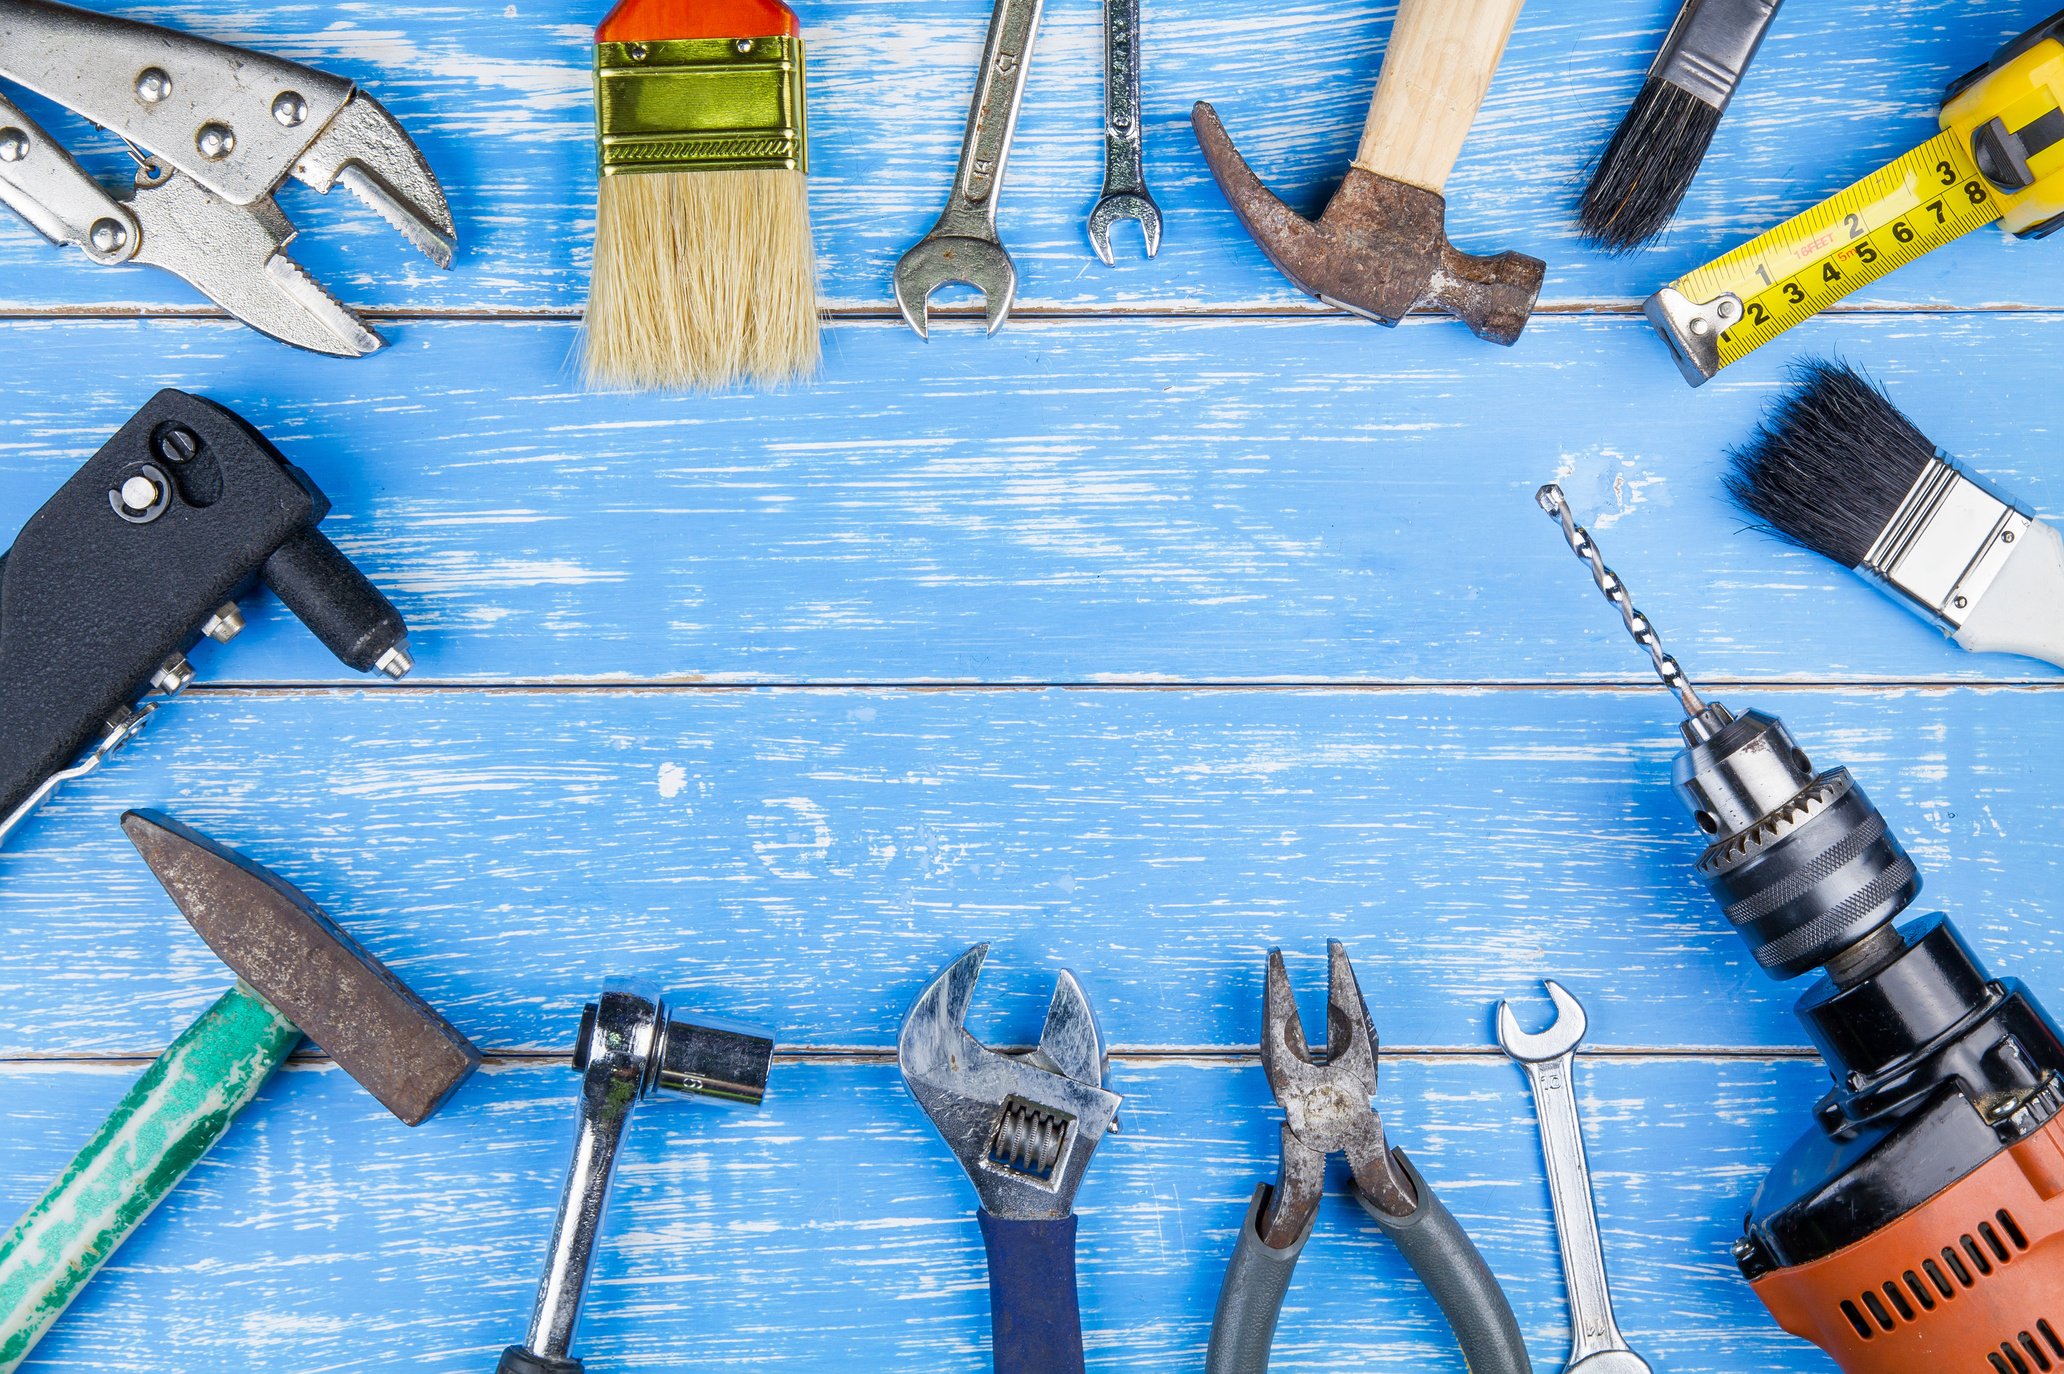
[{"x1": 1206, "y1": 941, "x2": 1533, "y2": 1374}]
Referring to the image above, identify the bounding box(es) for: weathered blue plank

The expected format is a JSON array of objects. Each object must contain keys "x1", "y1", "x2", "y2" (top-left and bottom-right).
[
  {"x1": 0, "y1": 1056, "x2": 1835, "y2": 1372},
  {"x1": 1, "y1": 314, "x2": 2059, "y2": 685},
  {"x1": 1, "y1": 685, "x2": 2054, "y2": 1057},
  {"x1": 0, "y1": 0, "x2": 2042, "y2": 313}
]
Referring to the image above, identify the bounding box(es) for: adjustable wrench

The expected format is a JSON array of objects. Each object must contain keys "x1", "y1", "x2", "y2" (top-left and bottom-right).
[
  {"x1": 1497, "y1": 981, "x2": 1652, "y2": 1374},
  {"x1": 893, "y1": 0, "x2": 1045, "y2": 336},
  {"x1": 1086, "y1": 0, "x2": 1160, "y2": 262},
  {"x1": 898, "y1": 944, "x2": 1122, "y2": 1374}
]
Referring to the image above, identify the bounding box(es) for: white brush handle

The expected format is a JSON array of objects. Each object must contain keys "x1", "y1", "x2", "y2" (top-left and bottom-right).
[
  {"x1": 1954, "y1": 519, "x2": 2064, "y2": 670},
  {"x1": 1354, "y1": 0, "x2": 1526, "y2": 194}
]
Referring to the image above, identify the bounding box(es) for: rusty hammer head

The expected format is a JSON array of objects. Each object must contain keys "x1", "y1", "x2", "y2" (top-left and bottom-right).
[
  {"x1": 123, "y1": 810, "x2": 480, "y2": 1125},
  {"x1": 1191, "y1": 102, "x2": 1545, "y2": 346}
]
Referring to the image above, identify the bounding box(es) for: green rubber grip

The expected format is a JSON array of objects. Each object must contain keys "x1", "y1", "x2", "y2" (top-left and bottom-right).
[{"x1": 0, "y1": 983, "x2": 300, "y2": 1372}]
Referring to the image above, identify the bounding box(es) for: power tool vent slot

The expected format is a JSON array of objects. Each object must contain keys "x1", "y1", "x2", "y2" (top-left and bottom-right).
[
  {"x1": 1987, "y1": 1320, "x2": 2064, "y2": 1374},
  {"x1": 1835, "y1": 1209, "x2": 2030, "y2": 1340}
]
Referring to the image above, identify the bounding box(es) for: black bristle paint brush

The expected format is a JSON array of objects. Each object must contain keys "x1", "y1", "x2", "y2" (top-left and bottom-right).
[
  {"x1": 1726, "y1": 360, "x2": 2064, "y2": 669},
  {"x1": 1580, "y1": 0, "x2": 1783, "y2": 252}
]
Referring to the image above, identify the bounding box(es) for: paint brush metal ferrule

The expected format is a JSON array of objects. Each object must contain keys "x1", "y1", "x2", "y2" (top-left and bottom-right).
[
  {"x1": 595, "y1": 34, "x2": 808, "y2": 177},
  {"x1": 1860, "y1": 455, "x2": 2033, "y2": 632},
  {"x1": 1652, "y1": 0, "x2": 1783, "y2": 111}
]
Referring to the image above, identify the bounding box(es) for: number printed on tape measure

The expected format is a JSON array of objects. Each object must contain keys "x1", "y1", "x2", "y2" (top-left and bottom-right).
[{"x1": 1669, "y1": 128, "x2": 2003, "y2": 370}]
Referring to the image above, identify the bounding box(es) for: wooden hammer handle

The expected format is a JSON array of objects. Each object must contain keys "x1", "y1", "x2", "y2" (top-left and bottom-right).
[
  {"x1": 1354, "y1": 0, "x2": 1526, "y2": 194},
  {"x1": 0, "y1": 984, "x2": 298, "y2": 1373}
]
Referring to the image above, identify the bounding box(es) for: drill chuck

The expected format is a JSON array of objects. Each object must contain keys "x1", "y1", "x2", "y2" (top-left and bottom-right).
[{"x1": 1670, "y1": 708, "x2": 1920, "y2": 979}]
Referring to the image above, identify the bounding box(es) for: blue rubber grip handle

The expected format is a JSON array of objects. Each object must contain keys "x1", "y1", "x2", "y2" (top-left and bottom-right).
[{"x1": 977, "y1": 1210, "x2": 1085, "y2": 1374}]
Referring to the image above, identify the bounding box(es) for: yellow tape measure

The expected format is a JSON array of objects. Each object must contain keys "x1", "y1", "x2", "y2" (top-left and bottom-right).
[
  {"x1": 1646, "y1": 12, "x2": 2064, "y2": 386},
  {"x1": 1648, "y1": 131, "x2": 2000, "y2": 382}
]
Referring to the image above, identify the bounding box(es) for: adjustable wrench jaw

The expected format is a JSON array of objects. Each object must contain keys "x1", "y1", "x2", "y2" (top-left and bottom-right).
[
  {"x1": 1257, "y1": 942, "x2": 1417, "y2": 1243},
  {"x1": 898, "y1": 944, "x2": 1122, "y2": 1221}
]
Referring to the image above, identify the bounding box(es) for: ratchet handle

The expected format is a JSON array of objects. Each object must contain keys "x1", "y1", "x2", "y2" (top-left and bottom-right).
[
  {"x1": 1204, "y1": 1185, "x2": 1311, "y2": 1374},
  {"x1": 1356, "y1": 1150, "x2": 1534, "y2": 1374},
  {"x1": 977, "y1": 1210, "x2": 1085, "y2": 1374}
]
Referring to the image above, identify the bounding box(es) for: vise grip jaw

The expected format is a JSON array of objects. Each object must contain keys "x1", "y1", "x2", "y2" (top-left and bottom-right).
[{"x1": 0, "y1": 388, "x2": 412, "y2": 842}]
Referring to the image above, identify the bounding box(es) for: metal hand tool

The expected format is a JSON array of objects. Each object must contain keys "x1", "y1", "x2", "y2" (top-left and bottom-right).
[
  {"x1": 1192, "y1": 0, "x2": 1543, "y2": 344},
  {"x1": 0, "y1": 812, "x2": 480, "y2": 1373},
  {"x1": 893, "y1": 0, "x2": 1045, "y2": 336},
  {"x1": 1497, "y1": 981, "x2": 1651, "y2": 1374},
  {"x1": 1207, "y1": 942, "x2": 1531, "y2": 1374},
  {"x1": 0, "y1": 0, "x2": 455, "y2": 355},
  {"x1": 500, "y1": 982, "x2": 773, "y2": 1374},
  {"x1": 898, "y1": 944, "x2": 1122, "y2": 1374},
  {"x1": 1086, "y1": 0, "x2": 1159, "y2": 263},
  {"x1": 0, "y1": 389, "x2": 415, "y2": 850}
]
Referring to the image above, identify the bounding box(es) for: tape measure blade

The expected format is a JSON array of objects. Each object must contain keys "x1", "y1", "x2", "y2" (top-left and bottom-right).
[{"x1": 1656, "y1": 129, "x2": 2003, "y2": 376}]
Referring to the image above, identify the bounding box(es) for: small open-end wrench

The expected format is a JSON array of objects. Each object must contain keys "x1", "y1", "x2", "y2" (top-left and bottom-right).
[
  {"x1": 1086, "y1": 0, "x2": 1160, "y2": 263},
  {"x1": 893, "y1": 0, "x2": 1046, "y2": 337},
  {"x1": 1497, "y1": 981, "x2": 1653, "y2": 1374}
]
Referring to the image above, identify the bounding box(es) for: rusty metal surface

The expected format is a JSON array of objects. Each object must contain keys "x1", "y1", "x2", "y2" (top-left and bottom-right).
[
  {"x1": 120, "y1": 810, "x2": 481, "y2": 1126},
  {"x1": 1190, "y1": 101, "x2": 1544, "y2": 345}
]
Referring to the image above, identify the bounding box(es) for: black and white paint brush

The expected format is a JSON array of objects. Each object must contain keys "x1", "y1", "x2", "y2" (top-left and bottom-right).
[
  {"x1": 1726, "y1": 360, "x2": 2064, "y2": 669},
  {"x1": 1580, "y1": 0, "x2": 1782, "y2": 252}
]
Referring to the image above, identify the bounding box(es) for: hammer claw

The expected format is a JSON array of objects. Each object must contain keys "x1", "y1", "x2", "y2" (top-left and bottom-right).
[{"x1": 1191, "y1": 99, "x2": 1543, "y2": 343}]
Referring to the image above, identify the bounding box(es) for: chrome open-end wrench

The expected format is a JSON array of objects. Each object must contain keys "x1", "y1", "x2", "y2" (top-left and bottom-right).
[
  {"x1": 1497, "y1": 981, "x2": 1652, "y2": 1374},
  {"x1": 893, "y1": 0, "x2": 1046, "y2": 337},
  {"x1": 1086, "y1": 0, "x2": 1160, "y2": 263}
]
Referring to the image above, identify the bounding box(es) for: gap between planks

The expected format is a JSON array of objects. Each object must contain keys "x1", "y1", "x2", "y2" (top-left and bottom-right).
[
  {"x1": 168, "y1": 678, "x2": 2064, "y2": 696},
  {"x1": 0, "y1": 1045, "x2": 1824, "y2": 1069},
  {"x1": 0, "y1": 303, "x2": 2054, "y2": 326}
]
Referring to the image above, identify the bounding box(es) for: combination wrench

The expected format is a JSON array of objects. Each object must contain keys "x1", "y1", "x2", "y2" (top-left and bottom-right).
[
  {"x1": 893, "y1": 0, "x2": 1046, "y2": 336},
  {"x1": 1497, "y1": 980, "x2": 1652, "y2": 1374},
  {"x1": 1086, "y1": 0, "x2": 1160, "y2": 263}
]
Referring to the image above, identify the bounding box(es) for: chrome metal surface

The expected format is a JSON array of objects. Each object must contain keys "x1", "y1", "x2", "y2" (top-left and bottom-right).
[
  {"x1": 1652, "y1": 0, "x2": 1783, "y2": 110},
  {"x1": 202, "y1": 603, "x2": 245, "y2": 644},
  {"x1": 1497, "y1": 982, "x2": 1651, "y2": 1374},
  {"x1": 897, "y1": 944, "x2": 1122, "y2": 1220},
  {"x1": 0, "y1": 0, "x2": 453, "y2": 351},
  {"x1": 1861, "y1": 455, "x2": 2033, "y2": 632},
  {"x1": 1086, "y1": 0, "x2": 1160, "y2": 264},
  {"x1": 1256, "y1": 941, "x2": 1414, "y2": 1248},
  {"x1": 0, "y1": 0, "x2": 352, "y2": 205},
  {"x1": 0, "y1": 704, "x2": 154, "y2": 849},
  {"x1": 0, "y1": 91, "x2": 136, "y2": 262},
  {"x1": 892, "y1": 0, "x2": 1045, "y2": 336},
  {"x1": 515, "y1": 981, "x2": 772, "y2": 1364},
  {"x1": 1641, "y1": 286, "x2": 1730, "y2": 386},
  {"x1": 1537, "y1": 484, "x2": 1709, "y2": 720},
  {"x1": 1669, "y1": 709, "x2": 1816, "y2": 839}
]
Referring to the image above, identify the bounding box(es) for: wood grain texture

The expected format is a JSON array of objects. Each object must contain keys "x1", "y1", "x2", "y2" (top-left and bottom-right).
[
  {"x1": 3, "y1": 314, "x2": 2064, "y2": 687},
  {"x1": 0, "y1": 1057, "x2": 1835, "y2": 1372},
  {"x1": 0, "y1": 685, "x2": 2055, "y2": 1057},
  {"x1": 3, "y1": 0, "x2": 2060, "y2": 1370},
  {"x1": 0, "y1": 0, "x2": 2044, "y2": 313}
]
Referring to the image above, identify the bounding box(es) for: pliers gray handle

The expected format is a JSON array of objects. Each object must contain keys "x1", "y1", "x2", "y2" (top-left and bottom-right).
[
  {"x1": 1210, "y1": 943, "x2": 1533, "y2": 1374},
  {"x1": 1207, "y1": 1153, "x2": 1533, "y2": 1374}
]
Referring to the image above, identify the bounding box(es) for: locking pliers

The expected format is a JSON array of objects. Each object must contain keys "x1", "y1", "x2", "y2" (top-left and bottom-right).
[
  {"x1": 0, "y1": 0, "x2": 455, "y2": 355},
  {"x1": 899, "y1": 944, "x2": 1123, "y2": 1374},
  {"x1": 1207, "y1": 941, "x2": 1534, "y2": 1374}
]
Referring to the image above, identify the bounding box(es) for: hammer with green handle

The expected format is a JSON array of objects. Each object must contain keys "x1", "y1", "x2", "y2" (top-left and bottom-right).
[{"x1": 0, "y1": 811, "x2": 482, "y2": 1370}]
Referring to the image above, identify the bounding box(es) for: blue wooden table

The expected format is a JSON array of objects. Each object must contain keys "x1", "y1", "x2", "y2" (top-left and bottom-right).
[{"x1": 2, "y1": 0, "x2": 2058, "y2": 1369}]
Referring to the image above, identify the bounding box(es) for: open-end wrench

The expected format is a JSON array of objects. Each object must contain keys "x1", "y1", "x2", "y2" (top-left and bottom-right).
[
  {"x1": 1086, "y1": 0, "x2": 1160, "y2": 263},
  {"x1": 1496, "y1": 981, "x2": 1652, "y2": 1374},
  {"x1": 893, "y1": 0, "x2": 1046, "y2": 337}
]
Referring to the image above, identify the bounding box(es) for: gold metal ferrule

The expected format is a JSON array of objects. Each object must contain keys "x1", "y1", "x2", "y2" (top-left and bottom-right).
[{"x1": 594, "y1": 35, "x2": 807, "y2": 177}]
